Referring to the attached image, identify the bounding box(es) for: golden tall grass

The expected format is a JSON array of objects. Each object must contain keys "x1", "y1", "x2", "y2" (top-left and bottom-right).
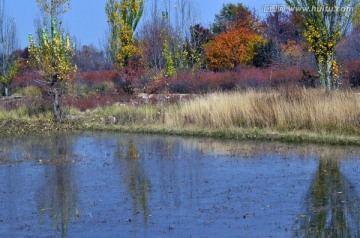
[{"x1": 166, "y1": 88, "x2": 360, "y2": 133}]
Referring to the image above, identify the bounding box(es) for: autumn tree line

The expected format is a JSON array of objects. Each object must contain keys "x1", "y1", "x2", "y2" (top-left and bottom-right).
[{"x1": 1, "y1": 0, "x2": 360, "y2": 121}]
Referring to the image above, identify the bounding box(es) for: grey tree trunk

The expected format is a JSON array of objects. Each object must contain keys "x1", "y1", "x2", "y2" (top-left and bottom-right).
[
  {"x1": 318, "y1": 57, "x2": 334, "y2": 90},
  {"x1": 325, "y1": 57, "x2": 333, "y2": 90},
  {"x1": 53, "y1": 88, "x2": 61, "y2": 122}
]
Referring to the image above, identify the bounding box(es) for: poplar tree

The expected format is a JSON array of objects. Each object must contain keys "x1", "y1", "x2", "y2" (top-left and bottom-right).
[
  {"x1": 105, "y1": 0, "x2": 144, "y2": 69},
  {"x1": 285, "y1": 0, "x2": 357, "y2": 89}
]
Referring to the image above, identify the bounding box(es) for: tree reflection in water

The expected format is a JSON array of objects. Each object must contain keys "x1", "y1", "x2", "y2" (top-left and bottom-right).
[
  {"x1": 294, "y1": 159, "x2": 360, "y2": 237},
  {"x1": 36, "y1": 136, "x2": 78, "y2": 238},
  {"x1": 122, "y1": 140, "x2": 152, "y2": 223}
]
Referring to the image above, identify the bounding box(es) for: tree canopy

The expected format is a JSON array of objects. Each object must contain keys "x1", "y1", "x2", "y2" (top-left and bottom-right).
[
  {"x1": 285, "y1": 0, "x2": 357, "y2": 89},
  {"x1": 212, "y1": 3, "x2": 260, "y2": 34},
  {"x1": 28, "y1": 0, "x2": 77, "y2": 121},
  {"x1": 106, "y1": 0, "x2": 144, "y2": 69}
]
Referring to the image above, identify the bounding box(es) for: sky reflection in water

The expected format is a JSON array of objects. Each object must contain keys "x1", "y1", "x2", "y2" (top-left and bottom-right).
[{"x1": 0, "y1": 132, "x2": 360, "y2": 237}]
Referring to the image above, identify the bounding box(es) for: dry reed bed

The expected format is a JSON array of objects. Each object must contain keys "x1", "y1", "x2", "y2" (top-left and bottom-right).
[{"x1": 166, "y1": 89, "x2": 360, "y2": 133}]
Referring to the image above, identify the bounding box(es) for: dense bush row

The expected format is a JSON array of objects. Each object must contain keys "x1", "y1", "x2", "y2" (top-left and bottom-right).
[{"x1": 9, "y1": 58, "x2": 360, "y2": 99}]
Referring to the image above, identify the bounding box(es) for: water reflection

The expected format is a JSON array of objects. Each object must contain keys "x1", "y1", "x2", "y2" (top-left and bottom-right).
[
  {"x1": 36, "y1": 136, "x2": 78, "y2": 238},
  {"x1": 294, "y1": 159, "x2": 360, "y2": 237},
  {"x1": 118, "y1": 140, "x2": 151, "y2": 223},
  {"x1": 185, "y1": 138, "x2": 357, "y2": 159},
  {"x1": 186, "y1": 138, "x2": 360, "y2": 237},
  {"x1": 4, "y1": 132, "x2": 360, "y2": 237}
]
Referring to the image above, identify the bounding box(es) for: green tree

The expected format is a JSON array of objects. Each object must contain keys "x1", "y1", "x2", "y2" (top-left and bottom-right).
[
  {"x1": 162, "y1": 39, "x2": 175, "y2": 77},
  {"x1": 188, "y1": 24, "x2": 212, "y2": 68},
  {"x1": 28, "y1": 0, "x2": 76, "y2": 122},
  {"x1": 105, "y1": 0, "x2": 144, "y2": 69},
  {"x1": 105, "y1": 0, "x2": 118, "y2": 64},
  {"x1": 253, "y1": 40, "x2": 278, "y2": 68},
  {"x1": 0, "y1": 59, "x2": 21, "y2": 96},
  {"x1": 0, "y1": 0, "x2": 19, "y2": 97},
  {"x1": 285, "y1": 0, "x2": 357, "y2": 89},
  {"x1": 212, "y1": 3, "x2": 259, "y2": 34}
]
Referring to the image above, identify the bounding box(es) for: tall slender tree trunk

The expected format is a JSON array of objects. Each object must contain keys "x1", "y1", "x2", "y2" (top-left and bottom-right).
[{"x1": 53, "y1": 87, "x2": 61, "y2": 122}]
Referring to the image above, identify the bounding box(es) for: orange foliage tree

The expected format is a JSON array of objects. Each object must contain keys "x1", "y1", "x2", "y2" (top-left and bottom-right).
[{"x1": 204, "y1": 27, "x2": 264, "y2": 71}]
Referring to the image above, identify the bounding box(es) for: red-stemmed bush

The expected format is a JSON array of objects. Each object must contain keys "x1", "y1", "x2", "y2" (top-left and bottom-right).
[
  {"x1": 343, "y1": 59, "x2": 360, "y2": 87},
  {"x1": 63, "y1": 93, "x2": 130, "y2": 111},
  {"x1": 147, "y1": 66, "x2": 306, "y2": 94}
]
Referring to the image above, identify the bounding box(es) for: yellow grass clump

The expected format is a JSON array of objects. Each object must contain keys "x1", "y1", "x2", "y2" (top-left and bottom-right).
[{"x1": 166, "y1": 88, "x2": 360, "y2": 133}]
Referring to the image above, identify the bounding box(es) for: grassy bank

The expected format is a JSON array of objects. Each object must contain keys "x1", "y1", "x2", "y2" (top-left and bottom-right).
[
  {"x1": 2, "y1": 88, "x2": 360, "y2": 145},
  {"x1": 166, "y1": 89, "x2": 360, "y2": 133},
  {"x1": 81, "y1": 124, "x2": 360, "y2": 146}
]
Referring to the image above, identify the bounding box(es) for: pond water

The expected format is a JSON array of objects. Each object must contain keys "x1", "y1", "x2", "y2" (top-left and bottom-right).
[{"x1": 1, "y1": 132, "x2": 360, "y2": 238}]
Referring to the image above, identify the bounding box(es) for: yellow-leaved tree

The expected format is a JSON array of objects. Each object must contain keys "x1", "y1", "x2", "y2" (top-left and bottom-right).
[
  {"x1": 105, "y1": 0, "x2": 144, "y2": 69},
  {"x1": 286, "y1": 0, "x2": 357, "y2": 89},
  {"x1": 28, "y1": 0, "x2": 76, "y2": 122}
]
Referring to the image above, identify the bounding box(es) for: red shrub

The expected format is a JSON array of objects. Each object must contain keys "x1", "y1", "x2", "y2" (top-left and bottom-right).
[
  {"x1": 271, "y1": 67, "x2": 304, "y2": 86},
  {"x1": 147, "y1": 66, "x2": 305, "y2": 94},
  {"x1": 343, "y1": 59, "x2": 360, "y2": 87},
  {"x1": 13, "y1": 70, "x2": 41, "y2": 88},
  {"x1": 63, "y1": 94, "x2": 130, "y2": 111},
  {"x1": 80, "y1": 71, "x2": 119, "y2": 86}
]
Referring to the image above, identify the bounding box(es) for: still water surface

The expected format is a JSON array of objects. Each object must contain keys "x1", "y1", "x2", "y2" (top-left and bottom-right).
[{"x1": 1, "y1": 132, "x2": 360, "y2": 237}]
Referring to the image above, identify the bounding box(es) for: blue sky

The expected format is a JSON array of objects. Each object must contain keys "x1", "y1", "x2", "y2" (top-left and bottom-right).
[{"x1": 6, "y1": 0, "x2": 276, "y2": 49}]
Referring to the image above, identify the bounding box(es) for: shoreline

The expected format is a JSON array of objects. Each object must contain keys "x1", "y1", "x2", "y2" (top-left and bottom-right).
[
  {"x1": 85, "y1": 125, "x2": 360, "y2": 146},
  {"x1": 2, "y1": 119, "x2": 359, "y2": 146},
  {"x1": 2, "y1": 88, "x2": 360, "y2": 146}
]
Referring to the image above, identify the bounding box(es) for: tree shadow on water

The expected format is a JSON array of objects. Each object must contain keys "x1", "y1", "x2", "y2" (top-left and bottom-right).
[
  {"x1": 118, "y1": 140, "x2": 152, "y2": 224},
  {"x1": 36, "y1": 136, "x2": 79, "y2": 238},
  {"x1": 294, "y1": 159, "x2": 360, "y2": 238}
]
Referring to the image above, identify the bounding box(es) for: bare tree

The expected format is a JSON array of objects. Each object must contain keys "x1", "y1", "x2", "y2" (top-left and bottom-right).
[
  {"x1": 337, "y1": 27, "x2": 360, "y2": 61},
  {"x1": 174, "y1": 0, "x2": 197, "y2": 39},
  {"x1": 140, "y1": 0, "x2": 167, "y2": 71},
  {"x1": 264, "y1": 11, "x2": 303, "y2": 44},
  {"x1": 74, "y1": 44, "x2": 109, "y2": 71}
]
